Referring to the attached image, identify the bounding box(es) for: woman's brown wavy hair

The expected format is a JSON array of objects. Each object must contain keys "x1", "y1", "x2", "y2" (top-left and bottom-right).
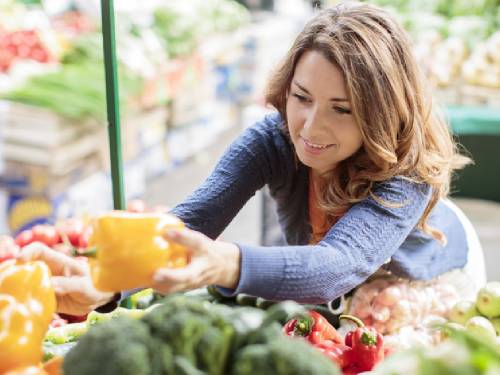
[{"x1": 265, "y1": 2, "x2": 470, "y2": 243}]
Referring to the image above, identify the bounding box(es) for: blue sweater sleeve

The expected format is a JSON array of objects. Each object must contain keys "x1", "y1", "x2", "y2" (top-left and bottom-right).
[
  {"x1": 171, "y1": 115, "x2": 287, "y2": 239},
  {"x1": 219, "y1": 177, "x2": 432, "y2": 304}
]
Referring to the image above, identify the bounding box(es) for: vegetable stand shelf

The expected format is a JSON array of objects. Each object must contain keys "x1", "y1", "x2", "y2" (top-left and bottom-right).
[{"x1": 447, "y1": 106, "x2": 500, "y2": 203}]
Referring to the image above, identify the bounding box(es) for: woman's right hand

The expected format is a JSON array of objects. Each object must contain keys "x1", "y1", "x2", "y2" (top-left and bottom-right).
[{"x1": 17, "y1": 243, "x2": 114, "y2": 316}]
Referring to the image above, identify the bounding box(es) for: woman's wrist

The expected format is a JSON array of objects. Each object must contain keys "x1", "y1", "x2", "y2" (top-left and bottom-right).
[{"x1": 216, "y1": 242, "x2": 241, "y2": 289}]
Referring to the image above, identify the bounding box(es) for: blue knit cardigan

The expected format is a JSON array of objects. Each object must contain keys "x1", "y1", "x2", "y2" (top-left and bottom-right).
[{"x1": 172, "y1": 113, "x2": 468, "y2": 304}]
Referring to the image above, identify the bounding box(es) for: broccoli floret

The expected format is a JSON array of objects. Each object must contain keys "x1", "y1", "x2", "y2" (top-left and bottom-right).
[
  {"x1": 143, "y1": 295, "x2": 235, "y2": 375},
  {"x1": 42, "y1": 341, "x2": 76, "y2": 362},
  {"x1": 232, "y1": 336, "x2": 341, "y2": 375},
  {"x1": 63, "y1": 316, "x2": 171, "y2": 375}
]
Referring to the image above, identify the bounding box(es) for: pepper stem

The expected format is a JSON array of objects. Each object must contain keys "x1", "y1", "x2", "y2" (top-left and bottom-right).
[
  {"x1": 293, "y1": 315, "x2": 315, "y2": 336},
  {"x1": 339, "y1": 314, "x2": 365, "y2": 328},
  {"x1": 361, "y1": 331, "x2": 378, "y2": 346},
  {"x1": 71, "y1": 246, "x2": 97, "y2": 258}
]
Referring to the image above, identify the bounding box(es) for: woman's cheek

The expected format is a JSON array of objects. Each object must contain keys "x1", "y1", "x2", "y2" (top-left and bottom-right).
[{"x1": 286, "y1": 108, "x2": 302, "y2": 140}]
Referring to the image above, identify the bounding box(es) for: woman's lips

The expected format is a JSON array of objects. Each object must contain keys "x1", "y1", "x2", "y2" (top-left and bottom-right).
[{"x1": 301, "y1": 136, "x2": 336, "y2": 155}]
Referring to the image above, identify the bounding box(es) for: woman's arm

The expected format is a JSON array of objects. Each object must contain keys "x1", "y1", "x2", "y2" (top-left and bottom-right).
[
  {"x1": 171, "y1": 114, "x2": 289, "y2": 239},
  {"x1": 218, "y1": 177, "x2": 432, "y2": 304}
]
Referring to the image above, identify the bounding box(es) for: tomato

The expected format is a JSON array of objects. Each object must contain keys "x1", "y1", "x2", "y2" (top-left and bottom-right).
[
  {"x1": 32, "y1": 225, "x2": 61, "y2": 247},
  {"x1": 22, "y1": 31, "x2": 38, "y2": 47},
  {"x1": 77, "y1": 228, "x2": 92, "y2": 248},
  {"x1": 14, "y1": 230, "x2": 34, "y2": 247},
  {"x1": 0, "y1": 235, "x2": 19, "y2": 262},
  {"x1": 56, "y1": 218, "x2": 84, "y2": 247},
  {"x1": 17, "y1": 44, "x2": 31, "y2": 58},
  {"x1": 31, "y1": 47, "x2": 49, "y2": 63}
]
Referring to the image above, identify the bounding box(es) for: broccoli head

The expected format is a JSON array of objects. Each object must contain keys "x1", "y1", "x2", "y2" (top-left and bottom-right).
[
  {"x1": 63, "y1": 316, "x2": 171, "y2": 375},
  {"x1": 232, "y1": 336, "x2": 341, "y2": 375}
]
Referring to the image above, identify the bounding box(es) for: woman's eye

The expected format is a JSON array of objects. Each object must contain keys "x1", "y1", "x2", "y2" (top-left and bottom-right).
[
  {"x1": 292, "y1": 93, "x2": 310, "y2": 103},
  {"x1": 333, "y1": 106, "x2": 351, "y2": 115}
]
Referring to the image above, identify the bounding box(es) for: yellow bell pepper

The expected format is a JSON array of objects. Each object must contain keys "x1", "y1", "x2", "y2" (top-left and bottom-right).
[
  {"x1": 89, "y1": 211, "x2": 188, "y2": 292},
  {"x1": 42, "y1": 356, "x2": 64, "y2": 375},
  {"x1": 3, "y1": 366, "x2": 49, "y2": 375},
  {"x1": 0, "y1": 259, "x2": 56, "y2": 373}
]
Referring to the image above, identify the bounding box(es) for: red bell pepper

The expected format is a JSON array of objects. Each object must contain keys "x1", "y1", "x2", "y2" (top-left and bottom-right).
[
  {"x1": 316, "y1": 342, "x2": 351, "y2": 369},
  {"x1": 283, "y1": 310, "x2": 343, "y2": 345},
  {"x1": 340, "y1": 315, "x2": 385, "y2": 373}
]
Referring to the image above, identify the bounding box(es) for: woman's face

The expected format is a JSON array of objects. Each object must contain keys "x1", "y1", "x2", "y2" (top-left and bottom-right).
[{"x1": 286, "y1": 50, "x2": 363, "y2": 175}]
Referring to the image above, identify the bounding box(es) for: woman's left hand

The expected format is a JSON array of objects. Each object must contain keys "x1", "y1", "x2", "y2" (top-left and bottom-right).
[{"x1": 151, "y1": 228, "x2": 241, "y2": 294}]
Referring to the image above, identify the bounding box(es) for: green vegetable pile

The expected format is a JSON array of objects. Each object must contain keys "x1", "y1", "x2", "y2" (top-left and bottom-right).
[
  {"x1": 363, "y1": 0, "x2": 499, "y2": 46},
  {"x1": 152, "y1": 0, "x2": 250, "y2": 58},
  {"x1": 63, "y1": 294, "x2": 341, "y2": 375},
  {"x1": 1, "y1": 33, "x2": 142, "y2": 121}
]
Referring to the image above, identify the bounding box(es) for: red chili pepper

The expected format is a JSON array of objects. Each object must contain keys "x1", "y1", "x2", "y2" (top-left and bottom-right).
[
  {"x1": 340, "y1": 315, "x2": 385, "y2": 373},
  {"x1": 283, "y1": 310, "x2": 343, "y2": 345}
]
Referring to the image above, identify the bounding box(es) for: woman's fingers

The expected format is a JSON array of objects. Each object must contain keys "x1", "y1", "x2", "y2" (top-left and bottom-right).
[
  {"x1": 152, "y1": 259, "x2": 206, "y2": 294},
  {"x1": 51, "y1": 275, "x2": 89, "y2": 295},
  {"x1": 17, "y1": 242, "x2": 87, "y2": 276},
  {"x1": 51, "y1": 275, "x2": 114, "y2": 314},
  {"x1": 163, "y1": 228, "x2": 208, "y2": 252}
]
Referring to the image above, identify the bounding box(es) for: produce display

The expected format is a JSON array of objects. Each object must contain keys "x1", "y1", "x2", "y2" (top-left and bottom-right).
[
  {"x1": 2, "y1": 213, "x2": 500, "y2": 374},
  {"x1": 62, "y1": 295, "x2": 341, "y2": 375},
  {"x1": 448, "y1": 282, "x2": 500, "y2": 340},
  {"x1": 373, "y1": 327, "x2": 500, "y2": 374},
  {"x1": 284, "y1": 312, "x2": 387, "y2": 373},
  {"x1": 462, "y1": 32, "x2": 500, "y2": 88},
  {"x1": 0, "y1": 0, "x2": 250, "y2": 120},
  {"x1": 326, "y1": 0, "x2": 500, "y2": 91},
  {"x1": 0, "y1": 29, "x2": 52, "y2": 72},
  {"x1": 2, "y1": 36, "x2": 142, "y2": 121},
  {"x1": 347, "y1": 277, "x2": 462, "y2": 334}
]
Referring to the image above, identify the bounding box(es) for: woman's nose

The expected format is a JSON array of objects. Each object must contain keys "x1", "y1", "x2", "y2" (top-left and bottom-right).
[{"x1": 304, "y1": 106, "x2": 325, "y2": 132}]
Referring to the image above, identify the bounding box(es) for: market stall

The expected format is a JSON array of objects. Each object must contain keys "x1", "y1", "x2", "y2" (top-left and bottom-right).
[
  {"x1": 0, "y1": 0, "x2": 255, "y2": 234},
  {"x1": 1, "y1": 0, "x2": 500, "y2": 374}
]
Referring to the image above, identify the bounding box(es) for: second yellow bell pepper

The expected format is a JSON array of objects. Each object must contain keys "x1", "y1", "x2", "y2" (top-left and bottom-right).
[
  {"x1": 89, "y1": 211, "x2": 188, "y2": 292},
  {"x1": 0, "y1": 259, "x2": 56, "y2": 373}
]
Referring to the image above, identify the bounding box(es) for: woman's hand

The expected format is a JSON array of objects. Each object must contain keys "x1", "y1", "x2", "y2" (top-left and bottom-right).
[
  {"x1": 152, "y1": 228, "x2": 241, "y2": 294},
  {"x1": 17, "y1": 243, "x2": 114, "y2": 316}
]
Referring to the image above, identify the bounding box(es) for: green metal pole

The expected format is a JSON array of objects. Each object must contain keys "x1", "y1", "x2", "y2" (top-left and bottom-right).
[{"x1": 101, "y1": 0, "x2": 125, "y2": 210}]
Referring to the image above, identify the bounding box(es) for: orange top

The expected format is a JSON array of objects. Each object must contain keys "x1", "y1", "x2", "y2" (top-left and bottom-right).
[{"x1": 308, "y1": 171, "x2": 343, "y2": 244}]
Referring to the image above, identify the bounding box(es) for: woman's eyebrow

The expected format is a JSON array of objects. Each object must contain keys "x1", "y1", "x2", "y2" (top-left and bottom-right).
[{"x1": 292, "y1": 80, "x2": 349, "y2": 102}]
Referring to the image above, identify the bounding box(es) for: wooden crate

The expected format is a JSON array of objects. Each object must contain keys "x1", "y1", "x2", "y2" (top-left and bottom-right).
[{"x1": 1, "y1": 101, "x2": 103, "y2": 175}]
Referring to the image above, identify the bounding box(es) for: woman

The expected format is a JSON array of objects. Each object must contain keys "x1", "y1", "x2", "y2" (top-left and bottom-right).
[{"x1": 20, "y1": 2, "x2": 486, "y2": 319}]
